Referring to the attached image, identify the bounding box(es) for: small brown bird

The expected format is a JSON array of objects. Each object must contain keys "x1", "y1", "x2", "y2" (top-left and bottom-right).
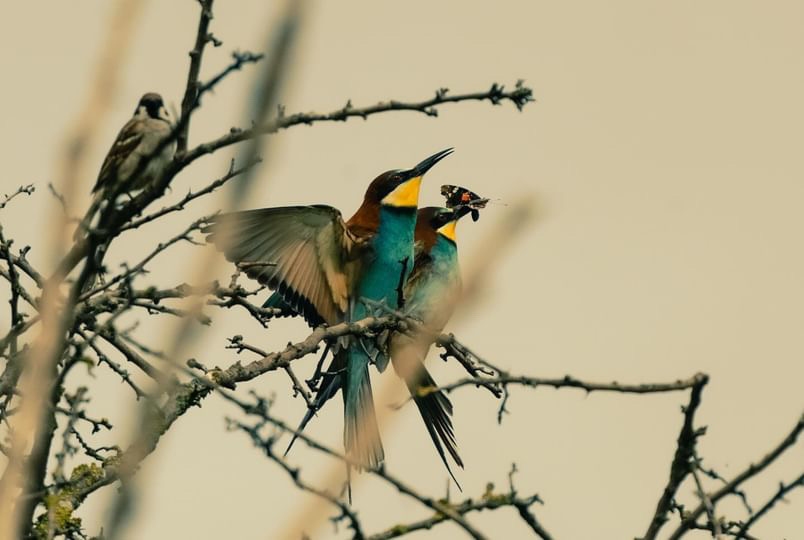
[
  {"x1": 93, "y1": 92, "x2": 174, "y2": 195},
  {"x1": 77, "y1": 93, "x2": 175, "y2": 239}
]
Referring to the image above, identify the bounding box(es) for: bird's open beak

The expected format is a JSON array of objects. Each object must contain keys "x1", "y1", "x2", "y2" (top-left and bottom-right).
[
  {"x1": 411, "y1": 148, "x2": 454, "y2": 178},
  {"x1": 384, "y1": 148, "x2": 454, "y2": 208}
]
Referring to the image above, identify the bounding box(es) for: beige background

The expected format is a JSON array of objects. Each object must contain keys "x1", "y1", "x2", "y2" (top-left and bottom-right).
[{"x1": 2, "y1": 1, "x2": 803, "y2": 538}]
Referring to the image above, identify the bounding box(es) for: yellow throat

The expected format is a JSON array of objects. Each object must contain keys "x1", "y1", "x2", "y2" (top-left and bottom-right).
[
  {"x1": 382, "y1": 176, "x2": 422, "y2": 208},
  {"x1": 437, "y1": 220, "x2": 457, "y2": 243}
]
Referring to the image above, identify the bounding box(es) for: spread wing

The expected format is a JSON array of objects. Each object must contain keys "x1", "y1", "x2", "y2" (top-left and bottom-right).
[
  {"x1": 204, "y1": 206, "x2": 368, "y2": 326},
  {"x1": 92, "y1": 117, "x2": 146, "y2": 193}
]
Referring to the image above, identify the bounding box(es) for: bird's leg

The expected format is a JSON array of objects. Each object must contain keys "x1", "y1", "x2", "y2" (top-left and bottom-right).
[
  {"x1": 305, "y1": 342, "x2": 331, "y2": 391},
  {"x1": 395, "y1": 256, "x2": 410, "y2": 308}
]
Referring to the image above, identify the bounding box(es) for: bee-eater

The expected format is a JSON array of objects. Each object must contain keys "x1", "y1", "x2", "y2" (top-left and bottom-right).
[
  {"x1": 281, "y1": 187, "x2": 487, "y2": 483},
  {"x1": 204, "y1": 149, "x2": 453, "y2": 468}
]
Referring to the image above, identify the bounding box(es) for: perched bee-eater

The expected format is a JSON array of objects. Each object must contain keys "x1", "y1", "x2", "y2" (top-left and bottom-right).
[
  {"x1": 282, "y1": 187, "x2": 488, "y2": 483},
  {"x1": 204, "y1": 149, "x2": 453, "y2": 468}
]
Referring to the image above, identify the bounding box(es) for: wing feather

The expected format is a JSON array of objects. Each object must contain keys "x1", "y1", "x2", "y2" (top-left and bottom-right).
[
  {"x1": 93, "y1": 118, "x2": 146, "y2": 193},
  {"x1": 204, "y1": 206, "x2": 367, "y2": 326}
]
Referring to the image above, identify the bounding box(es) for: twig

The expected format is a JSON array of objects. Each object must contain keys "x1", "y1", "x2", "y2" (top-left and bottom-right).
[
  {"x1": 76, "y1": 328, "x2": 148, "y2": 399},
  {"x1": 54, "y1": 407, "x2": 112, "y2": 434},
  {"x1": 667, "y1": 412, "x2": 804, "y2": 539},
  {"x1": 181, "y1": 81, "x2": 534, "y2": 164},
  {"x1": 78, "y1": 216, "x2": 211, "y2": 302},
  {"x1": 119, "y1": 158, "x2": 260, "y2": 232},
  {"x1": 690, "y1": 457, "x2": 723, "y2": 539},
  {"x1": 233, "y1": 420, "x2": 365, "y2": 539},
  {"x1": 225, "y1": 392, "x2": 488, "y2": 540},
  {"x1": 47, "y1": 183, "x2": 71, "y2": 217},
  {"x1": 0, "y1": 184, "x2": 35, "y2": 211},
  {"x1": 0, "y1": 230, "x2": 23, "y2": 356},
  {"x1": 226, "y1": 337, "x2": 313, "y2": 408},
  {"x1": 640, "y1": 374, "x2": 709, "y2": 540},
  {"x1": 177, "y1": 0, "x2": 216, "y2": 153},
  {"x1": 736, "y1": 472, "x2": 804, "y2": 538},
  {"x1": 71, "y1": 428, "x2": 120, "y2": 463},
  {"x1": 420, "y1": 373, "x2": 707, "y2": 399}
]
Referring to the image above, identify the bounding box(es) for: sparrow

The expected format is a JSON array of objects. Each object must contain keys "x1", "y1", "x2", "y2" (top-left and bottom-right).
[{"x1": 77, "y1": 92, "x2": 175, "y2": 239}]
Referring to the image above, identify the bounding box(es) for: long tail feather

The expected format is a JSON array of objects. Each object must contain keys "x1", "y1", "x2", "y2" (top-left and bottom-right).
[
  {"x1": 284, "y1": 349, "x2": 344, "y2": 455},
  {"x1": 344, "y1": 349, "x2": 384, "y2": 469},
  {"x1": 407, "y1": 366, "x2": 463, "y2": 488}
]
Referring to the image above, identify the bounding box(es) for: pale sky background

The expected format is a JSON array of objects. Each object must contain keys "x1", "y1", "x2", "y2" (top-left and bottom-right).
[{"x1": 1, "y1": 1, "x2": 803, "y2": 539}]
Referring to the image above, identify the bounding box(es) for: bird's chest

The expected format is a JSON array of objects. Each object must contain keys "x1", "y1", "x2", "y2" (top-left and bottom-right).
[
  {"x1": 122, "y1": 122, "x2": 174, "y2": 188},
  {"x1": 357, "y1": 207, "x2": 416, "y2": 304},
  {"x1": 408, "y1": 242, "x2": 460, "y2": 325}
]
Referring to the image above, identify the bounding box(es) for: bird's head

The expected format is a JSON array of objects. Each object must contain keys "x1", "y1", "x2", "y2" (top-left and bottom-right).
[
  {"x1": 415, "y1": 185, "x2": 489, "y2": 246},
  {"x1": 135, "y1": 92, "x2": 171, "y2": 123},
  {"x1": 415, "y1": 206, "x2": 464, "y2": 248},
  {"x1": 364, "y1": 148, "x2": 454, "y2": 209}
]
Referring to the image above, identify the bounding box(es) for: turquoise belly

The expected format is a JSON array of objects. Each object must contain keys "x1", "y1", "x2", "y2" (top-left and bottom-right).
[{"x1": 352, "y1": 206, "x2": 417, "y2": 318}]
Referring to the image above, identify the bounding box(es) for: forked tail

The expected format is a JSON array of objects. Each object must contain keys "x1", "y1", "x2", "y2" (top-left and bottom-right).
[{"x1": 406, "y1": 365, "x2": 463, "y2": 488}]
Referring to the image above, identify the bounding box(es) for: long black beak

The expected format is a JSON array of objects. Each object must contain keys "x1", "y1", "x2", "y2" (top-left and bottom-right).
[{"x1": 406, "y1": 148, "x2": 454, "y2": 179}]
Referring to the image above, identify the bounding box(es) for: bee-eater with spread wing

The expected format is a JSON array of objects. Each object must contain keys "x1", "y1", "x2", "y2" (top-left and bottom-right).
[
  {"x1": 281, "y1": 186, "x2": 488, "y2": 484},
  {"x1": 204, "y1": 149, "x2": 453, "y2": 469}
]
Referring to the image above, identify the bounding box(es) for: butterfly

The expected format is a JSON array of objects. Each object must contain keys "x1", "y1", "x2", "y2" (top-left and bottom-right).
[{"x1": 440, "y1": 184, "x2": 489, "y2": 222}]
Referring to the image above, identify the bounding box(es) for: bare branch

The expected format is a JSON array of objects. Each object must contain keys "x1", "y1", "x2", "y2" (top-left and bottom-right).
[
  {"x1": 225, "y1": 392, "x2": 489, "y2": 540},
  {"x1": 119, "y1": 157, "x2": 260, "y2": 232},
  {"x1": 736, "y1": 471, "x2": 804, "y2": 538},
  {"x1": 182, "y1": 81, "x2": 534, "y2": 165},
  {"x1": 233, "y1": 419, "x2": 366, "y2": 539},
  {"x1": 0, "y1": 184, "x2": 35, "y2": 211},
  {"x1": 421, "y1": 373, "x2": 707, "y2": 399},
  {"x1": 690, "y1": 457, "x2": 723, "y2": 539},
  {"x1": 177, "y1": 0, "x2": 216, "y2": 153},
  {"x1": 666, "y1": 412, "x2": 804, "y2": 540},
  {"x1": 640, "y1": 374, "x2": 709, "y2": 540}
]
